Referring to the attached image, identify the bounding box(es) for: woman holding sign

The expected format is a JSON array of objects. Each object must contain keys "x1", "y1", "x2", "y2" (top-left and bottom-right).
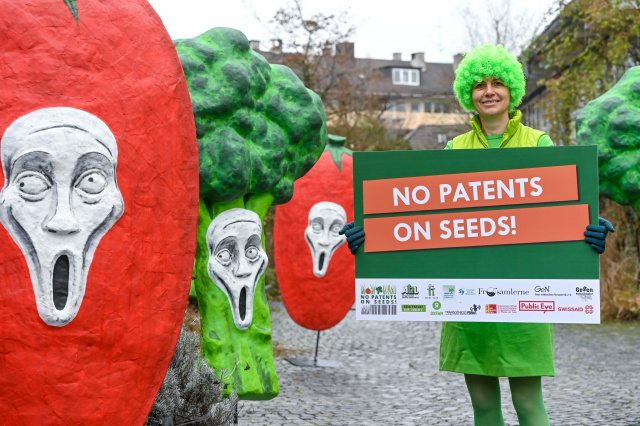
[{"x1": 341, "y1": 44, "x2": 614, "y2": 426}]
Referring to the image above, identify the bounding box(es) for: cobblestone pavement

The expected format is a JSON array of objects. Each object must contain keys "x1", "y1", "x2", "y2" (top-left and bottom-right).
[{"x1": 240, "y1": 302, "x2": 640, "y2": 425}]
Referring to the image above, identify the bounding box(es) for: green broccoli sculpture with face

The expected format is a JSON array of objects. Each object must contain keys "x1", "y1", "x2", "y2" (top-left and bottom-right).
[
  {"x1": 576, "y1": 66, "x2": 640, "y2": 209},
  {"x1": 174, "y1": 27, "x2": 326, "y2": 400}
]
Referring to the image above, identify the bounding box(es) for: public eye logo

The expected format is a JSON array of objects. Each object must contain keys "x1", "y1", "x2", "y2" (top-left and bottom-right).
[
  {"x1": 401, "y1": 284, "x2": 420, "y2": 299},
  {"x1": 443, "y1": 285, "x2": 456, "y2": 300}
]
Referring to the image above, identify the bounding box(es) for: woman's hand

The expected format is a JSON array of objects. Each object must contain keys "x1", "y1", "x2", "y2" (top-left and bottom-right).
[
  {"x1": 339, "y1": 222, "x2": 365, "y2": 255},
  {"x1": 584, "y1": 217, "x2": 615, "y2": 254}
]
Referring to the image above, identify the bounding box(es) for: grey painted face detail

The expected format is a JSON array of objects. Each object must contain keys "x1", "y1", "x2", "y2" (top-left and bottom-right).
[
  {"x1": 0, "y1": 107, "x2": 125, "y2": 327},
  {"x1": 305, "y1": 201, "x2": 347, "y2": 278},
  {"x1": 206, "y1": 208, "x2": 268, "y2": 330}
]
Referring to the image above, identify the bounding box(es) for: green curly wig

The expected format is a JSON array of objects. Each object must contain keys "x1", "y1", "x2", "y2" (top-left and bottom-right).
[{"x1": 453, "y1": 44, "x2": 526, "y2": 113}]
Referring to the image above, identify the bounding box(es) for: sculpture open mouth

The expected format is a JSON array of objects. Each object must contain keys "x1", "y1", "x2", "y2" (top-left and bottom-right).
[
  {"x1": 239, "y1": 286, "x2": 247, "y2": 322},
  {"x1": 52, "y1": 255, "x2": 70, "y2": 311},
  {"x1": 318, "y1": 252, "x2": 326, "y2": 272}
]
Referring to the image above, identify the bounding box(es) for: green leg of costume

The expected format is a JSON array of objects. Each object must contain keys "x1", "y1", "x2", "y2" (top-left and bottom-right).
[
  {"x1": 464, "y1": 374, "x2": 505, "y2": 426},
  {"x1": 508, "y1": 377, "x2": 550, "y2": 426}
]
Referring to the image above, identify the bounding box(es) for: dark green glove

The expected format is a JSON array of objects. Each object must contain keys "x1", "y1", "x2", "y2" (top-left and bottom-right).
[
  {"x1": 339, "y1": 222, "x2": 365, "y2": 255},
  {"x1": 584, "y1": 217, "x2": 615, "y2": 254}
]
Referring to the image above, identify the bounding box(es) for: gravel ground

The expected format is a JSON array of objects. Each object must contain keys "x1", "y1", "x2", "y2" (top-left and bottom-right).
[{"x1": 239, "y1": 302, "x2": 640, "y2": 425}]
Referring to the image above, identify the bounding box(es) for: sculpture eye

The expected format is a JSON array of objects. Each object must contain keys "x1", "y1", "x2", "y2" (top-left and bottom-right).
[
  {"x1": 245, "y1": 246, "x2": 259, "y2": 261},
  {"x1": 312, "y1": 222, "x2": 323, "y2": 233},
  {"x1": 75, "y1": 171, "x2": 107, "y2": 195},
  {"x1": 16, "y1": 173, "x2": 51, "y2": 197},
  {"x1": 216, "y1": 249, "x2": 232, "y2": 265},
  {"x1": 330, "y1": 224, "x2": 342, "y2": 235}
]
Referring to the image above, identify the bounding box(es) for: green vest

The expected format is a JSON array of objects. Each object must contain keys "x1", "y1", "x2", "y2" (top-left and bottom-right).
[{"x1": 450, "y1": 110, "x2": 546, "y2": 149}]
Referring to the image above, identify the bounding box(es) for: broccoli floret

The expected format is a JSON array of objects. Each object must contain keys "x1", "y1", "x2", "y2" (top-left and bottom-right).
[
  {"x1": 576, "y1": 66, "x2": 640, "y2": 209},
  {"x1": 176, "y1": 27, "x2": 326, "y2": 207},
  {"x1": 174, "y1": 27, "x2": 326, "y2": 400}
]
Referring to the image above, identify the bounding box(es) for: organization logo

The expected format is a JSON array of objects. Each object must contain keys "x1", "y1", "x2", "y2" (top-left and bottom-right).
[
  {"x1": 585, "y1": 305, "x2": 595, "y2": 314},
  {"x1": 458, "y1": 288, "x2": 476, "y2": 296},
  {"x1": 479, "y1": 287, "x2": 530, "y2": 297},
  {"x1": 402, "y1": 304, "x2": 426, "y2": 313},
  {"x1": 425, "y1": 284, "x2": 437, "y2": 299},
  {"x1": 534, "y1": 285, "x2": 571, "y2": 297},
  {"x1": 576, "y1": 286, "x2": 594, "y2": 301},
  {"x1": 485, "y1": 304, "x2": 518, "y2": 314},
  {"x1": 558, "y1": 306, "x2": 584, "y2": 312},
  {"x1": 443, "y1": 285, "x2": 456, "y2": 300},
  {"x1": 444, "y1": 305, "x2": 479, "y2": 316},
  {"x1": 519, "y1": 301, "x2": 555, "y2": 313},
  {"x1": 431, "y1": 300, "x2": 443, "y2": 315},
  {"x1": 401, "y1": 284, "x2": 420, "y2": 299},
  {"x1": 360, "y1": 284, "x2": 397, "y2": 306}
]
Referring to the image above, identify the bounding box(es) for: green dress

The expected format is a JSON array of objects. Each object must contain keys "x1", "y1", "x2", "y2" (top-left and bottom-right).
[{"x1": 439, "y1": 118, "x2": 556, "y2": 377}]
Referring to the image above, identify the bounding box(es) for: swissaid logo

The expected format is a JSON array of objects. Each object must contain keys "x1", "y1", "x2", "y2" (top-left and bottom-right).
[{"x1": 558, "y1": 306, "x2": 584, "y2": 312}]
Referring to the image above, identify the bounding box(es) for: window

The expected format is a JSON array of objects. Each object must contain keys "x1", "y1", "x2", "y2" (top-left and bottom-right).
[
  {"x1": 424, "y1": 102, "x2": 433, "y2": 113},
  {"x1": 411, "y1": 101, "x2": 420, "y2": 113},
  {"x1": 395, "y1": 101, "x2": 406, "y2": 112},
  {"x1": 392, "y1": 68, "x2": 419, "y2": 86},
  {"x1": 437, "y1": 133, "x2": 448, "y2": 144}
]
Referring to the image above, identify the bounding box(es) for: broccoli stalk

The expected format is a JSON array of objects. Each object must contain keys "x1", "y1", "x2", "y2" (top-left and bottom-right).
[{"x1": 175, "y1": 27, "x2": 326, "y2": 400}]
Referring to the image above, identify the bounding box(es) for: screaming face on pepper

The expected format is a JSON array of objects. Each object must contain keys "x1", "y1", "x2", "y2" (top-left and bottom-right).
[{"x1": 0, "y1": 107, "x2": 125, "y2": 327}]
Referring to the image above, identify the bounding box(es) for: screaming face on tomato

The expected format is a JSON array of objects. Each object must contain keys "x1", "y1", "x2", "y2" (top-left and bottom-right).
[{"x1": 0, "y1": 107, "x2": 125, "y2": 327}]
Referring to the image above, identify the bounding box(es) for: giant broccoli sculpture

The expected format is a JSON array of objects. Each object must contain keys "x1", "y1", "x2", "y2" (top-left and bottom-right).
[
  {"x1": 576, "y1": 66, "x2": 640, "y2": 209},
  {"x1": 174, "y1": 27, "x2": 326, "y2": 400}
]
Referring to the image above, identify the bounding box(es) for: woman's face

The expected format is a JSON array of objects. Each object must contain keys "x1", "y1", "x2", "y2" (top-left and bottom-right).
[{"x1": 472, "y1": 77, "x2": 510, "y2": 118}]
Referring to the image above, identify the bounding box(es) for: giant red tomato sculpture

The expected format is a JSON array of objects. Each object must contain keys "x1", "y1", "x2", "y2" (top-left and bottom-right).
[
  {"x1": 274, "y1": 135, "x2": 355, "y2": 330},
  {"x1": 0, "y1": 0, "x2": 198, "y2": 424}
]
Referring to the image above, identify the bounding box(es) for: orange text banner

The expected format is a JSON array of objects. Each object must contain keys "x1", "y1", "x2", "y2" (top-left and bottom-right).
[
  {"x1": 363, "y1": 204, "x2": 589, "y2": 253},
  {"x1": 362, "y1": 165, "x2": 578, "y2": 214}
]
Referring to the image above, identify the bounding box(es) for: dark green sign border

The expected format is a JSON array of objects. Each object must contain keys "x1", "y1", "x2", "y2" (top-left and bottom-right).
[{"x1": 353, "y1": 146, "x2": 599, "y2": 280}]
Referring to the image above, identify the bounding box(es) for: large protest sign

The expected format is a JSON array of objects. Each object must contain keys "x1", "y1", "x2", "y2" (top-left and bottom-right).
[{"x1": 353, "y1": 146, "x2": 600, "y2": 324}]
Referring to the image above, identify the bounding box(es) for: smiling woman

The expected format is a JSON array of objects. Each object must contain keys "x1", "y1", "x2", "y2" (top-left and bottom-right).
[{"x1": 440, "y1": 43, "x2": 555, "y2": 426}]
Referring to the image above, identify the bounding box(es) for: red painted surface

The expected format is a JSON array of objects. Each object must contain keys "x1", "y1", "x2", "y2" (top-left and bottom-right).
[
  {"x1": 0, "y1": 1, "x2": 198, "y2": 424},
  {"x1": 274, "y1": 151, "x2": 355, "y2": 331}
]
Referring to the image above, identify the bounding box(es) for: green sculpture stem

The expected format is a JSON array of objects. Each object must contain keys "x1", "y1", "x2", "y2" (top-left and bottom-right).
[
  {"x1": 245, "y1": 192, "x2": 275, "y2": 223},
  {"x1": 193, "y1": 196, "x2": 278, "y2": 400}
]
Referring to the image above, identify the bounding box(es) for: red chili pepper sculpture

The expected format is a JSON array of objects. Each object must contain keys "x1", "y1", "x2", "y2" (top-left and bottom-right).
[
  {"x1": 274, "y1": 135, "x2": 355, "y2": 330},
  {"x1": 0, "y1": 1, "x2": 198, "y2": 424}
]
